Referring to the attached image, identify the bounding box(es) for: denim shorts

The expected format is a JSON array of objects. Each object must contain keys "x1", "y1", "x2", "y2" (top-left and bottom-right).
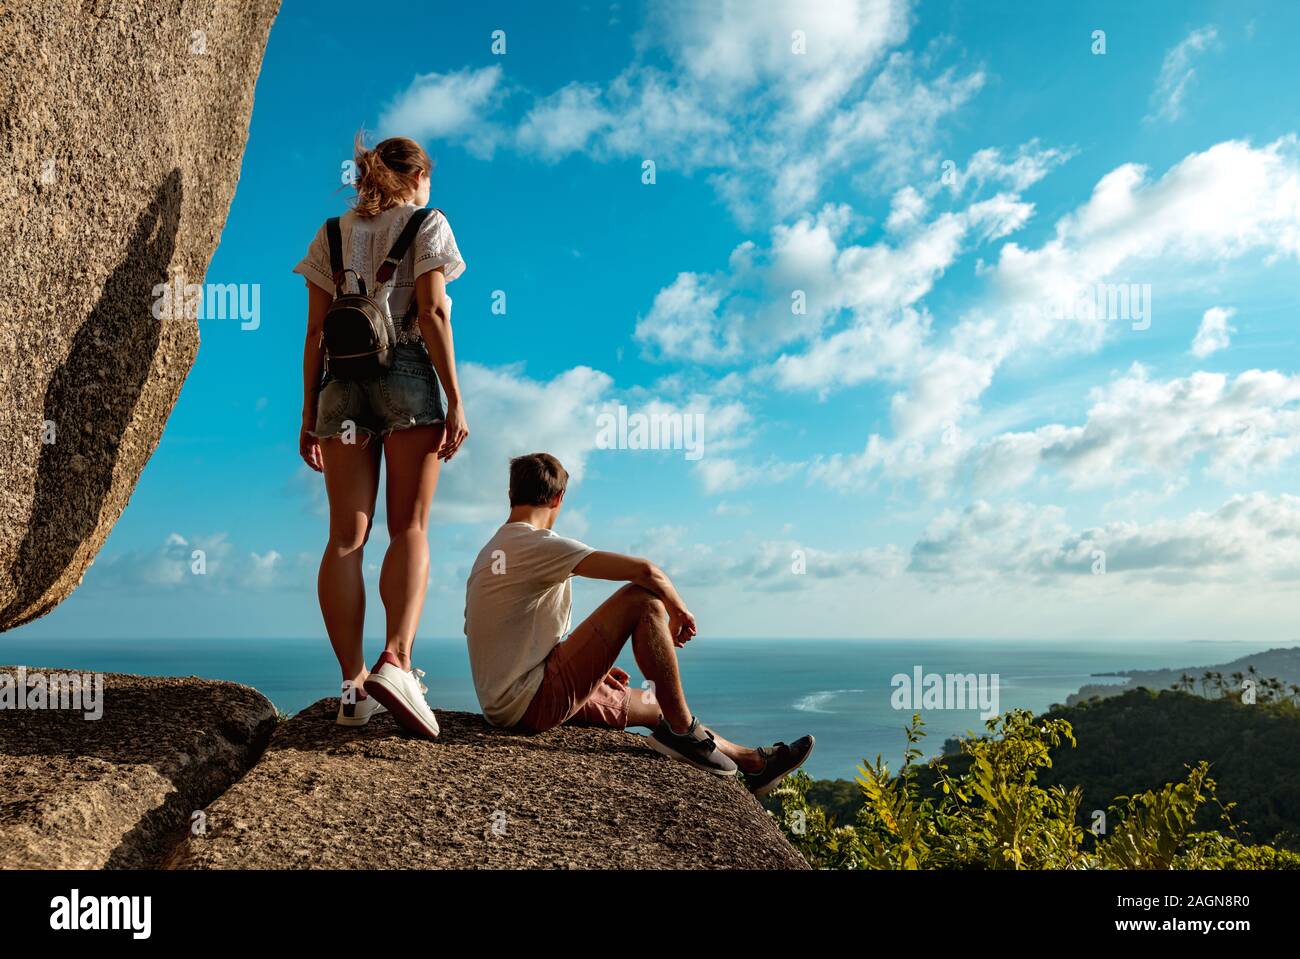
[{"x1": 312, "y1": 343, "x2": 445, "y2": 441}]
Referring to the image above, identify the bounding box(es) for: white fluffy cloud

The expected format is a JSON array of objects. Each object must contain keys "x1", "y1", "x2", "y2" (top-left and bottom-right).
[
  {"x1": 635, "y1": 272, "x2": 739, "y2": 363},
  {"x1": 83, "y1": 533, "x2": 310, "y2": 593},
  {"x1": 628, "y1": 526, "x2": 905, "y2": 592},
  {"x1": 379, "y1": 66, "x2": 505, "y2": 157},
  {"x1": 664, "y1": 139, "x2": 1299, "y2": 485},
  {"x1": 820, "y1": 49, "x2": 986, "y2": 201},
  {"x1": 695, "y1": 456, "x2": 805, "y2": 495},
  {"x1": 516, "y1": 84, "x2": 613, "y2": 161},
  {"x1": 812, "y1": 364, "x2": 1300, "y2": 494},
  {"x1": 772, "y1": 308, "x2": 934, "y2": 395},
  {"x1": 987, "y1": 137, "x2": 1300, "y2": 341},
  {"x1": 1147, "y1": 26, "x2": 1219, "y2": 124},
  {"x1": 1191, "y1": 305, "x2": 1236, "y2": 357},
  {"x1": 350, "y1": 361, "x2": 760, "y2": 520},
  {"x1": 856, "y1": 137, "x2": 1300, "y2": 448},
  {"x1": 431, "y1": 363, "x2": 614, "y2": 522},
  {"x1": 585, "y1": 491, "x2": 1300, "y2": 594},
  {"x1": 643, "y1": 0, "x2": 909, "y2": 122},
  {"x1": 385, "y1": 1, "x2": 979, "y2": 225},
  {"x1": 944, "y1": 141, "x2": 1074, "y2": 196},
  {"x1": 978, "y1": 365, "x2": 1300, "y2": 489},
  {"x1": 908, "y1": 493, "x2": 1300, "y2": 584},
  {"x1": 638, "y1": 191, "x2": 1034, "y2": 373}
]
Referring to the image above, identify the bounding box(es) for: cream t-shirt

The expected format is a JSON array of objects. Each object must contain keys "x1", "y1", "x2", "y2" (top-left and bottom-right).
[
  {"x1": 293, "y1": 203, "x2": 466, "y2": 345},
  {"x1": 464, "y1": 522, "x2": 595, "y2": 726}
]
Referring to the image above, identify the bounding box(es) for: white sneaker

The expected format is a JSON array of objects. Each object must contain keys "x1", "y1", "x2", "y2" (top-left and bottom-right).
[
  {"x1": 363, "y1": 651, "x2": 440, "y2": 738},
  {"x1": 336, "y1": 681, "x2": 388, "y2": 726}
]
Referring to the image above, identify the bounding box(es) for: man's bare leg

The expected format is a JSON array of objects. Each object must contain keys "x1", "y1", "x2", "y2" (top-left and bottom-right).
[
  {"x1": 623, "y1": 587, "x2": 693, "y2": 732},
  {"x1": 564, "y1": 584, "x2": 692, "y2": 729},
  {"x1": 625, "y1": 685, "x2": 765, "y2": 773},
  {"x1": 567, "y1": 584, "x2": 766, "y2": 771}
]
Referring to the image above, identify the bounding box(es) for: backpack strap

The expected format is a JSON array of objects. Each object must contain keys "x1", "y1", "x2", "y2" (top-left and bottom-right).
[
  {"x1": 325, "y1": 216, "x2": 366, "y2": 296},
  {"x1": 375, "y1": 207, "x2": 440, "y2": 285},
  {"x1": 325, "y1": 216, "x2": 344, "y2": 289}
]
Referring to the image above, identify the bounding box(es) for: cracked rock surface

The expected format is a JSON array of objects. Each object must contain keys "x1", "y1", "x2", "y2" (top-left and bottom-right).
[
  {"x1": 167, "y1": 702, "x2": 809, "y2": 870},
  {"x1": 0, "y1": 667, "x2": 277, "y2": 868}
]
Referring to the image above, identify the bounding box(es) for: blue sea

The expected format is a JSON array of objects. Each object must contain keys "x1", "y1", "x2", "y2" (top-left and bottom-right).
[{"x1": 0, "y1": 637, "x2": 1255, "y2": 780}]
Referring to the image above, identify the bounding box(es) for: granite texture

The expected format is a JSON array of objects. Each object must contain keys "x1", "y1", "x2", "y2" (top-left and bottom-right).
[
  {"x1": 0, "y1": 667, "x2": 277, "y2": 868},
  {"x1": 167, "y1": 703, "x2": 810, "y2": 870},
  {"x1": 0, "y1": 0, "x2": 280, "y2": 630}
]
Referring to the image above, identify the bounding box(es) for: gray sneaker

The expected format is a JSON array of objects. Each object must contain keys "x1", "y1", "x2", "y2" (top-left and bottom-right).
[
  {"x1": 742, "y1": 735, "x2": 815, "y2": 798},
  {"x1": 647, "y1": 717, "x2": 738, "y2": 776}
]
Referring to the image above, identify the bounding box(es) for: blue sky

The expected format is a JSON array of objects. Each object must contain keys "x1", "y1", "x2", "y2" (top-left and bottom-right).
[{"x1": 16, "y1": 0, "x2": 1300, "y2": 643}]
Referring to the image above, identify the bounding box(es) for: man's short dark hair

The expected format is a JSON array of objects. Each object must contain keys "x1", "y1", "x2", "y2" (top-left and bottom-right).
[{"x1": 509, "y1": 453, "x2": 569, "y2": 507}]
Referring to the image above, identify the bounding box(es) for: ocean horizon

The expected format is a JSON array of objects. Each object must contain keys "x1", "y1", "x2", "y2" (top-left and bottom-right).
[{"x1": 0, "y1": 636, "x2": 1262, "y2": 780}]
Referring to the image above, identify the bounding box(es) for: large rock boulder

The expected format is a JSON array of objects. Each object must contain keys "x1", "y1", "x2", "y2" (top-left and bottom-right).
[
  {"x1": 0, "y1": 0, "x2": 280, "y2": 630},
  {"x1": 167, "y1": 703, "x2": 809, "y2": 869},
  {"x1": 0, "y1": 668, "x2": 277, "y2": 868}
]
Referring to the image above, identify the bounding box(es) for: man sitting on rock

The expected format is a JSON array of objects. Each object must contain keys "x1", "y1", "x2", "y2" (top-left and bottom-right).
[{"x1": 463, "y1": 452, "x2": 813, "y2": 796}]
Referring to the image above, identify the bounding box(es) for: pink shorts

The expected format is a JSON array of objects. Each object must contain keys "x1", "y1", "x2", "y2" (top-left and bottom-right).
[{"x1": 518, "y1": 633, "x2": 630, "y2": 733}]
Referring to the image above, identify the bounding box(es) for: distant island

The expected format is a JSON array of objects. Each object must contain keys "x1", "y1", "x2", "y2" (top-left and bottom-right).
[
  {"x1": 770, "y1": 646, "x2": 1300, "y2": 863},
  {"x1": 1065, "y1": 645, "x2": 1300, "y2": 706}
]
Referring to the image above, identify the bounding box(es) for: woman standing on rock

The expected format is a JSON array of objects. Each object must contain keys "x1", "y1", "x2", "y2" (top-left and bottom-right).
[{"x1": 294, "y1": 134, "x2": 468, "y2": 739}]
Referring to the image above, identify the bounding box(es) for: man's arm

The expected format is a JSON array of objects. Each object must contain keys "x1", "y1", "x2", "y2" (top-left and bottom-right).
[{"x1": 572, "y1": 551, "x2": 697, "y2": 644}]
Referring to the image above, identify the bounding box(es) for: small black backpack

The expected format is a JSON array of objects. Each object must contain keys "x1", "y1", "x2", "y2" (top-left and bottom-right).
[{"x1": 321, "y1": 207, "x2": 438, "y2": 380}]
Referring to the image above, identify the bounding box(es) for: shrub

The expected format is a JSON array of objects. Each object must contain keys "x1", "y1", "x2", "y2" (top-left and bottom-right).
[{"x1": 771, "y1": 709, "x2": 1300, "y2": 870}]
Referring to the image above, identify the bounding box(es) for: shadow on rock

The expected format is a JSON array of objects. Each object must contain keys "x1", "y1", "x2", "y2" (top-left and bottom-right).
[{"x1": 1, "y1": 168, "x2": 183, "y2": 627}]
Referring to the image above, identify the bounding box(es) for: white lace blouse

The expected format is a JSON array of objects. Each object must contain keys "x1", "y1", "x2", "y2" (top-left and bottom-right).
[{"x1": 294, "y1": 203, "x2": 466, "y2": 345}]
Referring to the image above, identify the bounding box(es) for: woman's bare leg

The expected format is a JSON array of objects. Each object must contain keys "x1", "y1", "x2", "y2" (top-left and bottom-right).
[
  {"x1": 319, "y1": 434, "x2": 381, "y2": 685},
  {"x1": 379, "y1": 424, "x2": 445, "y2": 668}
]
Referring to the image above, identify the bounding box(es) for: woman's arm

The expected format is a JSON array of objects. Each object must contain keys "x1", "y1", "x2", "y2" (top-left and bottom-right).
[
  {"x1": 299, "y1": 281, "x2": 331, "y2": 472},
  {"x1": 415, "y1": 268, "x2": 469, "y2": 461}
]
